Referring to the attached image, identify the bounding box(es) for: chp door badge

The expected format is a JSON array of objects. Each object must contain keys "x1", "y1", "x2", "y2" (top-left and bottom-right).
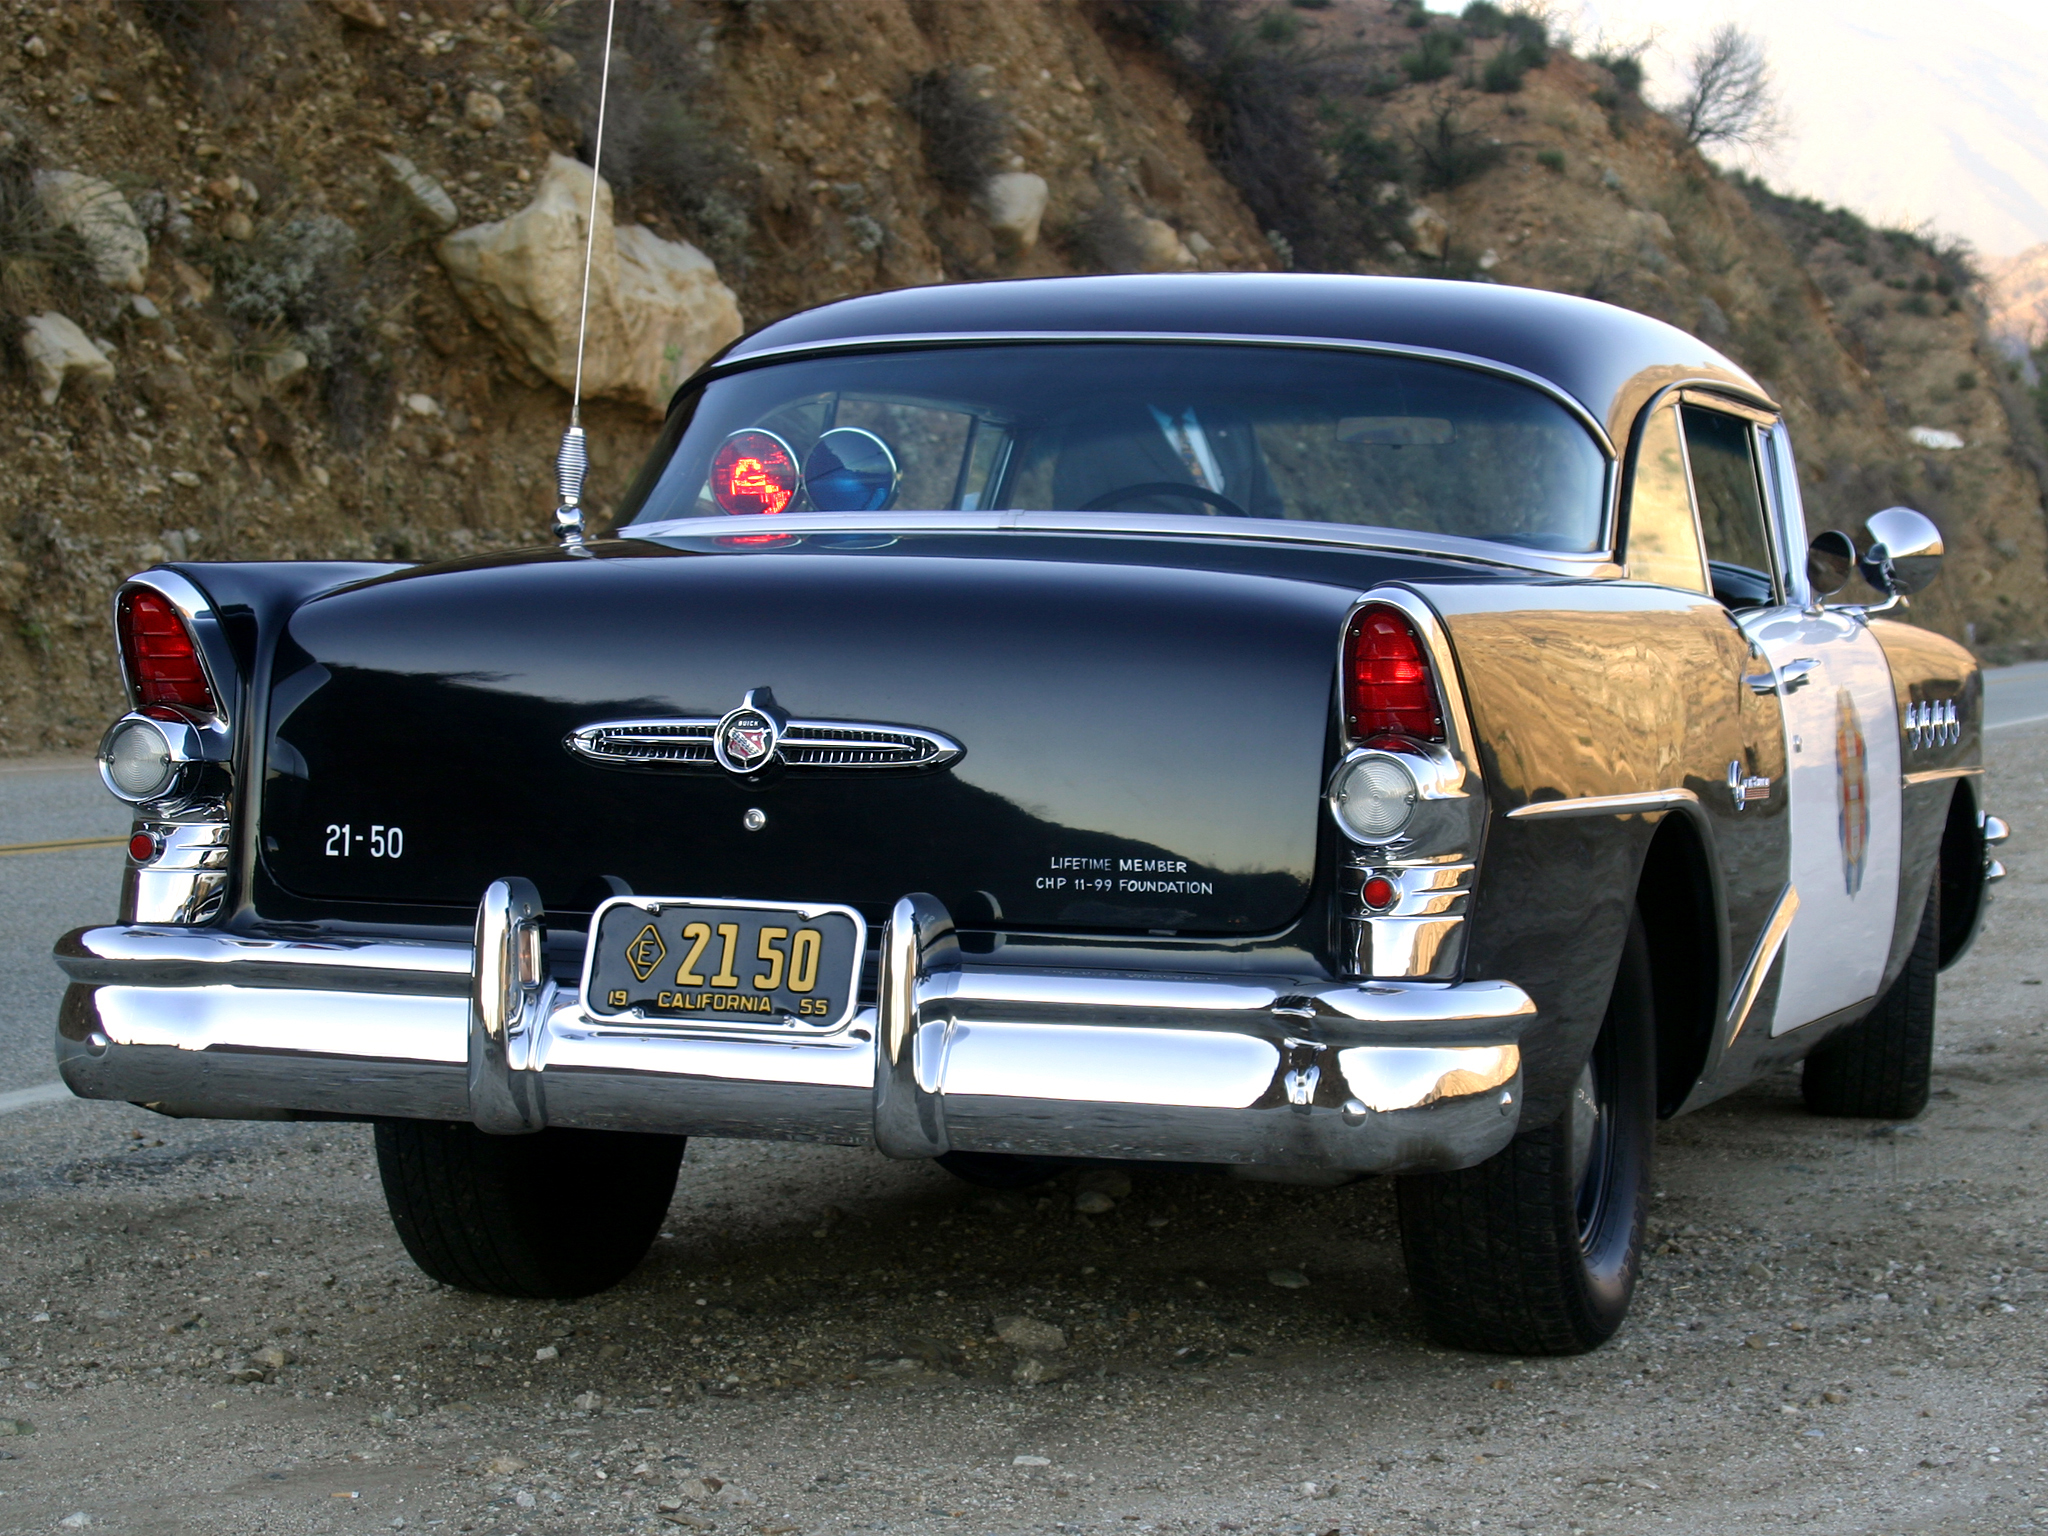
[
  {"x1": 1834, "y1": 686, "x2": 1869, "y2": 896},
  {"x1": 712, "y1": 687, "x2": 786, "y2": 775}
]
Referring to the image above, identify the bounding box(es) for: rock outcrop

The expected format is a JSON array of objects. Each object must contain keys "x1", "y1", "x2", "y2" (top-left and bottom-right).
[
  {"x1": 379, "y1": 152, "x2": 459, "y2": 233},
  {"x1": 979, "y1": 172, "x2": 1048, "y2": 255},
  {"x1": 437, "y1": 155, "x2": 742, "y2": 418},
  {"x1": 34, "y1": 171, "x2": 148, "y2": 292}
]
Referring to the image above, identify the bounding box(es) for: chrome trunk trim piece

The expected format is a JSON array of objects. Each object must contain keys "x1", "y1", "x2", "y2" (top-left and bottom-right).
[
  {"x1": 1505, "y1": 788, "x2": 1701, "y2": 820},
  {"x1": 1725, "y1": 883, "x2": 1800, "y2": 1048},
  {"x1": 566, "y1": 717, "x2": 962, "y2": 773}
]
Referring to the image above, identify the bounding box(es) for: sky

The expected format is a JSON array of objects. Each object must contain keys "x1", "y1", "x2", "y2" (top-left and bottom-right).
[{"x1": 1425, "y1": 0, "x2": 2048, "y2": 259}]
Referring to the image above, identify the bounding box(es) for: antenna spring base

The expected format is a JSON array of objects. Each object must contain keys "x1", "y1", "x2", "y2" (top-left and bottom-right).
[{"x1": 553, "y1": 425, "x2": 589, "y2": 547}]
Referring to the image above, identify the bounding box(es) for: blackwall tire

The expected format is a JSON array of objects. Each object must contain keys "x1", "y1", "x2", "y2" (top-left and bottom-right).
[
  {"x1": 1801, "y1": 881, "x2": 1939, "y2": 1121},
  {"x1": 374, "y1": 1121, "x2": 684, "y2": 1299},
  {"x1": 1395, "y1": 910, "x2": 1657, "y2": 1355}
]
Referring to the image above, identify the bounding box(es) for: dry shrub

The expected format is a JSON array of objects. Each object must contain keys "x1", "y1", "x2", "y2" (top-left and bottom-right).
[
  {"x1": 540, "y1": 0, "x2": 752, "y2": 273},
  {"x1": 905, "y1": 67, "x2": 1009, "y2": 195}
]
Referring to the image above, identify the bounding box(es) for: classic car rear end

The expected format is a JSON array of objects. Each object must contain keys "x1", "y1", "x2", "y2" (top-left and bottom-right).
[{"x1": 55, "y1": 275, "x2": 2006, "y2": 1355}]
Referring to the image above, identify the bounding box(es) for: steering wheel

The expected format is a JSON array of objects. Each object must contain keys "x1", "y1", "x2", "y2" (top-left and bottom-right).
[{"x1": 1079, "y1": 481, "x2": 1251, "y2": 517}]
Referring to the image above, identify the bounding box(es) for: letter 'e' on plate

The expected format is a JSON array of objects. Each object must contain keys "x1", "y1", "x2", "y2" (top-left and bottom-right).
[{"x1": 581, "y1": 896, "x2": 866, "y2": 1033}]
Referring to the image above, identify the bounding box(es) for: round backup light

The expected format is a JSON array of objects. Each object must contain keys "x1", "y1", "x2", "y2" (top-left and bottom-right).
[
  {"x1": 1330, "y1": 752, "x2": 1418, "y2": 842},
  {"x1": 803, "y1": 427, "x2": 899, "y2": 512},
  {"x1": 102, "y1": 716, "x2": 176, "y2": 801},
  {"x1": 710, "y1": 429, "x2": 801, "y2": 516}
]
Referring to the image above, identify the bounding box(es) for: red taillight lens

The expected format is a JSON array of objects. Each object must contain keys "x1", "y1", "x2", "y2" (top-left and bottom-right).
[
  {"x1": 118, "y1": 589, "x2": 215, "y2": 713},
  {"x1": 1343, "y1": 605, "x2": 1443, "y2": 743}
]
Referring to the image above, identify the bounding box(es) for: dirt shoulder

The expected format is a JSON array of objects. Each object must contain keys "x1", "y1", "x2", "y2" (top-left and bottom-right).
[{"x1": 0, "y1": 728, "x2": 2042, "y2": 1536}]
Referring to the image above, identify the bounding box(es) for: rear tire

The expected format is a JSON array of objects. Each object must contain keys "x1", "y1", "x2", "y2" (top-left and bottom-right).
[
  {"x1": 1801, "y1": 881, "x2": 1939, "y2": 1120},
  {"x1": 374, "y1": 1121, "x2": 684, "y2": 1298},
  {"x1": 1395, "y1": 910, "x2": 1657, "y2": 1355}
]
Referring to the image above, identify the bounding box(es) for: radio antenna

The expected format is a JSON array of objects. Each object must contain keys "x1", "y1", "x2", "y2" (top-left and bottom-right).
[{"x1": 551, "y1": 0, "x2": 619, "y2": 548}]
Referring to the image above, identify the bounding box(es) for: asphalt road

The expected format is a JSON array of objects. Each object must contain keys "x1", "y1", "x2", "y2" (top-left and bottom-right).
[{"x1": 0, "y1": 754, "x2": 127, "y2": 1098}]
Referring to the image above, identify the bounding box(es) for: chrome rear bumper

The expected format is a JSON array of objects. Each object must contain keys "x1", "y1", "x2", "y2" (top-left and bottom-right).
[{"x1": 54, "y1": 890, "x2": 1536, "y2": 1174}]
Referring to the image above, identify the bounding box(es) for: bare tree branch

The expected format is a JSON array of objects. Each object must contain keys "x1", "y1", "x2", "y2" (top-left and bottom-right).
[{"x1": 1667, "y1": 23, "x2": 1784, "y2": 151}]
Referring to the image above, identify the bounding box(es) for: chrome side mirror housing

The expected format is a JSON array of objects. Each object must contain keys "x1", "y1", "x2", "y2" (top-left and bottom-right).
[
  {"x1": 1859, "y1": 506, "x2": 1944, "y2": 597},
  {"x1": 1806, "y1": 529, "x2": 1855, "y2": 599}
]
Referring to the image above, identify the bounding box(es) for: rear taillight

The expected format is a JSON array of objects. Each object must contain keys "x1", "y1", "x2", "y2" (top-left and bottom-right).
[
  {"x1": 119, "y1": 589, "x2": 215, "y2": 713},
  {"x1": 1343, "y1": 605, "x2": 1443, "y2": 743}
]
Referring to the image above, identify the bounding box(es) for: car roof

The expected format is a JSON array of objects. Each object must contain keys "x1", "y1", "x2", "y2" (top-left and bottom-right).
[{"x1": 723, "y1": 273, "x2": 1775, "y2": 450}]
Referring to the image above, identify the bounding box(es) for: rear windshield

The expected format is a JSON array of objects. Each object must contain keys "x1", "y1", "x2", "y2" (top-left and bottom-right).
[{"x1": 618, "y1": 343, "x2": 1608, "y2": 553}]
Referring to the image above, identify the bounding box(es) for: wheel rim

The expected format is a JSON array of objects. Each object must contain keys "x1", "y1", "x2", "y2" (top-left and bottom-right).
[{"x1": 1571, "y1": 1048, "x2": 1613, "y2": 1244}]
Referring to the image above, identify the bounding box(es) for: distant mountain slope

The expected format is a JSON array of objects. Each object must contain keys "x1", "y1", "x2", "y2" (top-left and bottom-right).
[
  {"x1": 1567, "y1": 0, "x2": 2048, "y2": 260},
  {"x1": 1990, "y1": 244, "x2": 2048, "y2": 349}
]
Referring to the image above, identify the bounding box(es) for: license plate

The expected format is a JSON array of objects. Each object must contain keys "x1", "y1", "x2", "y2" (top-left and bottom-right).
[{"x1": 581, "y1": 896, "x2": 866, "y2": 1031}]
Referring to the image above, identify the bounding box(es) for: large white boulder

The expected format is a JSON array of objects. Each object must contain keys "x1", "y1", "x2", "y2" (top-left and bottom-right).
[
  {"x1": 979, "y1": 172, "x2": 1048, "y2": 255},
  {"x1": 35, "y1": 171, "x2": 149, "y2": 291},
  {"x1": 1133, "y1": 215, "x2": 1197, "y2": 273},
  {"x1": 437, "y1": 154, "x2": 742, "y2": 417},
  {"x1": 21, "y1": 312, "x2": 116, "y2": 404}
]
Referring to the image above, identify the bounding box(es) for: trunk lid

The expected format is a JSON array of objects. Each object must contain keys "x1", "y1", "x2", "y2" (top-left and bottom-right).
[{"x1": 260, "y1": 534, "x2": 1431, "y2": 934}]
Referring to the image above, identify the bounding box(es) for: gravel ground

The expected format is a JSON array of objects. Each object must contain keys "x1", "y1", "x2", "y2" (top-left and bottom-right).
[{"x1": 0, "y1": 723, "x2": 2041, "y2": 1536}]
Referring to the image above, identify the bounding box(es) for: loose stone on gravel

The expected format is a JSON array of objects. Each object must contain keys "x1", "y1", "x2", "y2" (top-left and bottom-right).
[
  {"x1": 994, "y1": 1315, "x2": 1067, "y2": 1352},
  {"x1": 1077, "y1": 1169, "x2": 1134, "y2": 1198},
  {"x1": 1267, "y1": 1268, "x2": 1310, "y2": 1289}
]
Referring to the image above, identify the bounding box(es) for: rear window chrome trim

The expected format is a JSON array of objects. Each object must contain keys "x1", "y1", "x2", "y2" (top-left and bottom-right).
[
  {"x1": 624, "y1": 510, "x2": 1623, "y2": 580},
  {"x1": 691, "y1": 331, "x2": 1619, "y2": 458}
]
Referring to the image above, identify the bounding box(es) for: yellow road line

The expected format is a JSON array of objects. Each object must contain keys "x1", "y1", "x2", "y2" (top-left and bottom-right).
[{"x1": 0, "y1": 835, "x2": 127, "y2": 856}]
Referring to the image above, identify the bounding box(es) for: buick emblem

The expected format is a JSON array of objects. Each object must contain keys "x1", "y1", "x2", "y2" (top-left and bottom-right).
[{"x1": 713, "y1": 688, "x2": 785, "y2": 775}]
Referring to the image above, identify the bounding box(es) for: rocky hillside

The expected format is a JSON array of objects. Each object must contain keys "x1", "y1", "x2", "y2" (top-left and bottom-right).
[
  {"x1": 1990, "y1": 244, "x2": 2048, "y2": 356},
  {"x1": 0, "y1": 0, "x2": 2043, "y2": 755}
]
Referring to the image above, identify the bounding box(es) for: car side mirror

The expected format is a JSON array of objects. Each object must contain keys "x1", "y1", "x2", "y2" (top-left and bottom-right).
[
  {"x1": 1806, "y1": 529, "x2": 1855, "y2": 599},
  {"x1": 1858, "y1": 506, "x2": 1944, "y2": 598}
]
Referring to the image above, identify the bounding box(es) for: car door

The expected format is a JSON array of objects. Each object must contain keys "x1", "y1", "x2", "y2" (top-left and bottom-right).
[
  {"x1": 1737, "y1": 420, "x2": 1903, "y2": 1034},
  {"x1": 1625, "y1": 397, "x2": 1790, "y2": 1038}
]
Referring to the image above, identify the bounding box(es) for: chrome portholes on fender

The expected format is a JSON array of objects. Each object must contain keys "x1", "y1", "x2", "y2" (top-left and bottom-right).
[{"x1": 1903, "y1": 698, "x2": 1961, "y2": 751}]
